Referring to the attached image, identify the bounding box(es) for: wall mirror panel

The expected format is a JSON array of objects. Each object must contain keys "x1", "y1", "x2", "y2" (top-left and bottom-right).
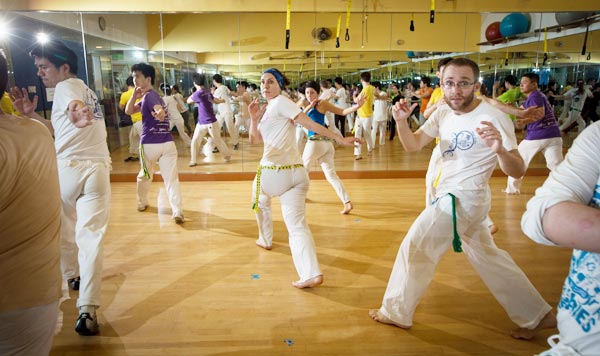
[{"x1": 2, "y1": 8, "x2": 598, "y2": 176}]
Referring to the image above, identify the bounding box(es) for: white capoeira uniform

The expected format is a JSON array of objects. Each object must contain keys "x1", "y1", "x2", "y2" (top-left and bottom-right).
[
  {"x1": 302, "y1": 105, "x2": 351, "y2": 205},
  {"x1": 163, "y1": 95, "x2": 191, "y2": 147},
  {"x1": 558, "y1": 87, "x2": 593, "y2": 134},
  {"x1": 214, "y1": 85, "x2": 239, "y2": 146},
  {"x1": 52, "y1": 78, "x2": 111, "y2": 309},
  {"x1": 371, "y1": 93, "x2": 389, "y2": 147},
  {"x1": 252, "y1": 95, "x2": 321, "y2": 283},
  {"x1": 522, "y1": 121, "x2": 600, "y2": 356},
  {"x1": 377, "y1": 100, "x2": 552, "y2": 328}
]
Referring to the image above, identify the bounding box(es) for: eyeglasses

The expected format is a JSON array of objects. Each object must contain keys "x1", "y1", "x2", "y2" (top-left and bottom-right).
[{"x1": 441, "y1": 81, "x2": 476, "y2": 89}]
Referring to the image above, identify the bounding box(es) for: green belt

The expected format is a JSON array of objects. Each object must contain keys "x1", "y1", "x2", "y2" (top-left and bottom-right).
[
  {"x1": 252, "y1": 163, "x2": 304, "y2": 211},
  {"x1": 139, "y1": 144, "x2": 150, "y2": 179},
  {"x1": 448, "y1": 193, "x2": 463, "y2": 253}
]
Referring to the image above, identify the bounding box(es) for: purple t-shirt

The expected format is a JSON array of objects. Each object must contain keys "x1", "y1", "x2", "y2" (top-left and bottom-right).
[
  {"x1": 138, "y1": 90, "x2": 173, "y2": 144},
  {"x1": 523, "y1": 90, "x2": 561, "y2": 140},
  {"x1": 190, "y1": 88, "x2": 217, "y2": 125}
]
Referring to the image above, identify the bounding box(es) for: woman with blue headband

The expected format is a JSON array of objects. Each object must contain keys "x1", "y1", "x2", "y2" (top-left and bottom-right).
[{"x1": 248, "y1": 68, "x2": 361, "y2": 289}]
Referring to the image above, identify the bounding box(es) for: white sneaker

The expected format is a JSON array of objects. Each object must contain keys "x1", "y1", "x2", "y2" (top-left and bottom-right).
[{"x1": 535, "y1": 335, "x2": 581, "y2": 356}]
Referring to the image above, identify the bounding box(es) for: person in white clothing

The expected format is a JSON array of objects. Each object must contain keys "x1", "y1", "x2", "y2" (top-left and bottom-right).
[
  {"x1": 248, "y1": 68, "x2": 361, "y2": 289},
  {"x1": 553, "y1": 79, "x2": 593, "y2": 135},
  {"x1": 162, "y1": 85, "x2": 192, "y2": 147},
  {"x1": 213, "y1": 74, "x2": 239, "y2": 150},
  {"x1": 232, "y1": 80, "x2": 252, "y2": 134},
  {"x1": 369, "y1": 58, "x2": 556, "y2": 340},
  {"x1": 522, "y1": 121, "x2": 600, "y2": 356},
  {"x1": 332, "y1": 77, "x2": 349, "y2": 136},
  {"x1": 302, "y1": 80, "x2": 365, "y2": 214},
  {"x1": 10, "y1": 40, "x2": 111, "y2": 336},
  {"x1": 172, "y1": 84, "x2": 193, "y2": 134},
  {"x1": 371, "y1": 82, "x2": 389, "y2": 148}
]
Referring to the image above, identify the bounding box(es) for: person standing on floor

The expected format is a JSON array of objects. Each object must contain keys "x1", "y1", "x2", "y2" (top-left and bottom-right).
[
  {"x1": 232, "y1": 80, "x2": 252, "y2": 134},
  {"x1": 522, "y1": 121, "x2": 600, "y2": 356},
  {"x1": 353, "y1": 71, "x2": 381, "y2": 160},
  {"x1": 162, "y1": 85, "x2": 192, "y2": 148},
  {"x1": 10, "y1": 40, "x2": 111, "y2": 336},
  {"x1": 172, "y1": 84, "x2": 193, "y2": 135},
  {"x1": 187, "y1": 73, "x2": 232, "y2": 166},
  {"x1": 371, "y1": 81, "x2": 389, "y2": 148},
  {"x1": 213, "y1": 74, "x2": 239, "y2": 150},
  {"x1": 483, "y1": 72, "x2": 563, "y2": 195},
  {"x1": 0, "y1": 49, "x2": 62, "y2": 354},
  {"x1": 553, "y1": 79, "x2": 593, "y2": 135},
  {"x1": 302, "y1": 80, "x2": 364, "y2": 215},
  {"x1": 248, "y1": 68, "x2": 361, "y2": 289},
  {"x1": 369, "y1": 58, "x2": 556, "y2": 340},
  {"x1": 125, "y1": 63, "x2": 184, "y2": 224},
  {"x1": 332, "y1": 76, "x2": 348, "y2": 136},
  {"x1": 119, "y1": 76, "x2": 142, "y2": 162}
]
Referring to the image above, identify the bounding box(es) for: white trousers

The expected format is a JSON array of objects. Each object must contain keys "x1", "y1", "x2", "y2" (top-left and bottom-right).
[
  {"x1": 378, "y1": 190, "x2": 551, "y2": 328},
  {"x1": 235, "y1": 113, "x2": 249, "y2": 133},
  {"x1": 169, "y1": 116, "x2": 192, "y2": 147},
  {"x1": 295, "y1": 124, "x2": 307, "y2": 152},
  {"x1": 347, "y1": 112, "x2": 354, "y2": 134},
  {"x1": 0, "y1": 301, "x2": 59, "y2": 356},
  {"x1": 252, "y1": 166, "x2": 321, "y2": 282},
  {"x1": 190, "y1": 122, "x2": 232, "y2": 164},
  {"x1": 425, "y1": 144, "x2": 442, "y2": 206},
  {"x1": 217, "y1": 111, "x2": 239, "y2": 145},
  {"x1": 128, "y1": 120, "x2": 142, "y2": 155},
  {"x1": 138, "y1": 141, "x2": 182, "y2": 217},
  {"x1": 354, "y1": 115, "x2": 374, "y2": 156},
  {"x1": 57, "y1": 159, "x2": 110, "y2": 308},
  {"x1": 505, "y1": 137, "x2": 563, "y2": 194},
  {"x1": 371, "y1": 120, "x2": 387, "y2": 147},
  {"x1": 559, "y1": 110, "x2": 586, "y2": 134},
  {"x1": 302, "y1": 140, "x2": 350, "y2": 204}
]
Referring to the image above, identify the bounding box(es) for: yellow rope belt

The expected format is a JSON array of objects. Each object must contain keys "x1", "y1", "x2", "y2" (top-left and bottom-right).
[{"x1": 252, "y1": 163, "x2": 304, "y2": 211}]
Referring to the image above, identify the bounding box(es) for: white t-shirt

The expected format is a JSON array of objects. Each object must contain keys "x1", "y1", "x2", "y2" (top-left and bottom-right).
[
  {"x1": 335, "y1": 87, "x2": 349, "y2": 109},
  {"x1": 522, "y1": 121, "x2": 600, "y2": 347},
  {"x1": 564, "y1": 87, "x2": 593, "y2": 112},
  {"x1": 420, "y1": 101, "x2": 517, "y2": 193},
  {"x1": 173, "y1": 92, "x2": 188, "y2": 113},
  {"x1": 51, "y1": 78, "x2": 109, "y2": 161},
  {"x1": 373, "y1": 92, "x2": 389, "y2": 122},
  {"x1": 163, "y1": 95, "x2": 184, "y2": 121},
  {"x1": 258, "y1": 95, "x2": 302, "y2": 166},
  {"x1": 213, "y1": 85, "x2": 232, "y2": 114}
]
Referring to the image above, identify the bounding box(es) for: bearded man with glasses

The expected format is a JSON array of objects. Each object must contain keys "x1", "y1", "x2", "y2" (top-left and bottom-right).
[{"x1": 369, "y1": 58, "x2": 556, "y2": 342}]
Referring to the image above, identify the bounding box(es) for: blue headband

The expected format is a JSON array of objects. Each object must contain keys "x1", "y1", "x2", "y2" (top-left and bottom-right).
[{"x1": 263, "y1": 68, "x2": 285, "y2": 89}]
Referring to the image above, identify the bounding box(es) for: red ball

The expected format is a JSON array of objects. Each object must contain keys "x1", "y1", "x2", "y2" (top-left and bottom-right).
[{"x1": 485, "y1": 21, "x2": 502, "y2": 42}]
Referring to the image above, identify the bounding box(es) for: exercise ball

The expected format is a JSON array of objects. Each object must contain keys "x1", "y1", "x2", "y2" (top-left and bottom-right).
[
  {"x1": 406, "y1": 51, "x2": 415, "y2": 58},
  {"x1": 485, "y1": 21, "x2": 502, "y2": 41},
  {"x1": 499, "y1": 13, "x2": 530, "y2": 37},
  {"x1": 555, "y1": 12, "x2": 595, "y2": 26}
]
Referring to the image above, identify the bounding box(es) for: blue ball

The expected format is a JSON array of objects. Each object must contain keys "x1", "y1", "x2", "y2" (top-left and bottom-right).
[{"x1": 499, "y1": 13, "x2": 530, "y2": 37}]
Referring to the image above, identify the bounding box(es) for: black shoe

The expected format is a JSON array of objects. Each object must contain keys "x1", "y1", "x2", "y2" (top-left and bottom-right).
[
  {"x1": 68, "y1": 276, "x2": 80, "y2": 291},
  {"x1": 233, "y1": 144, "x2": 239, "y2": 150},
  {"x1": 212, "y1": 147, "x2": 219, "y2": 153},
  {"x1": 75, "y1": 312, "x2": 99, "y2": 336},
  {"x1": 124, "y1": 156, "x2": 139, "y2": 162}
]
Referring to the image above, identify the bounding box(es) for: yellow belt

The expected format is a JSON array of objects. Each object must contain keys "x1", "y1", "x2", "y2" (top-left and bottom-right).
[{"x1": 252, "y1": 163, "x2": 304, "y2": 211}]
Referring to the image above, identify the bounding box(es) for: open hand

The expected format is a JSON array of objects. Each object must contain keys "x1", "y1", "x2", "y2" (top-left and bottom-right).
[{"x1": 9, "y1": 87, "x2": 38, "y2": 115}]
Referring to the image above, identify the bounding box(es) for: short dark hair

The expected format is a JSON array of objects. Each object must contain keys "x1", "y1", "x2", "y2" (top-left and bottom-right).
[
  {"x1": 443, "y1": 58, "x2": 480, "y2": 81},
  {"x1": 437, "y1": 57, "x2": 453, "y2": 71},
  {"x1": 29, "y1": 40, "x2": 78, "y2": 75},
  {"x1": 421, "y1": 76, "x2": 431, "y2": 86},
  {"x1": 334, "y1": 76, "x2": 343, "y2": 85},
  {"x1": 360, "y1": 71, "x2": 371, "y2": 83},
  {"x1": 304, "y1": 80, "x2": 320, "y2": 94},
  {"x1": 521, "y1": 72, "x2": 539, "y2": 84},
  {"x1": 237, "y1": 81, "x2": 248, "y2": 89},
  {"x1": 172, "y1": 84, "x2": 180, "y2": 92},
  {"x1": 126, "y1": 76, "x2": 134, "y2": 87},
  {"x1": 0, "y1": 50, "x2": 7, "y2": 98},
  {"x1": 131, "y1": 63, "x2": 156, "y2": 85},
  {"x1": 213, "y1": 73, "x2": 223, "y2": 84},
  {"x1": 504, "y1": 75, "x2": 517, "y2": 86},
  {"x1": 192, "y1": 73, "x2": 206, "y2": 86},
  {"x1": 373, "y1": 81, "x2": 382, "y2": 89}
]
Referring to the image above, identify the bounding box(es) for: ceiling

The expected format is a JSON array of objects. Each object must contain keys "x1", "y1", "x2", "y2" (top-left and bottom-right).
[{"x1": 3, "y1": 0, "x2": 599, "y2": 82}]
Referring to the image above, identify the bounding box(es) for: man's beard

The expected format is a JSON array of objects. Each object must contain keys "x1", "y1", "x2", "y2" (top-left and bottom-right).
[{"x1": 445, "y1": 91, "x2": 475, "y2": 112}]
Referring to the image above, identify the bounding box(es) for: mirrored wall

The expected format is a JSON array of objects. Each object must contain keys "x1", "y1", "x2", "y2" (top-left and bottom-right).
[{"x1": 2, "y1": 10, "x2": 598, "y2": 174}]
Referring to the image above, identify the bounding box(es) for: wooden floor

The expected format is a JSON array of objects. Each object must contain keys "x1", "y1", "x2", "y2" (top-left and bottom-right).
[
  {"x1": 50, "y1": 176, "x2": 571, "y2": 356},
  {"x1": 108, "y1": 128, "x2": 562, "y2": 180}
]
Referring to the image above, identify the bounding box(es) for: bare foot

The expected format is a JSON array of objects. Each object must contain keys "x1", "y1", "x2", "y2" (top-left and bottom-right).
[
  {"x1": 489, "y1": 224, "x2": 499, "y2": 235},
  {"x1": 510, "y1": 311, "x2": 557, "y2": 340},
  {"x1": 368, "y1": 309, "x2": 411, "y2": 329},
  {"x1": 354, "y1": 155, "x2": 362, "y2": 160},
  {"x1": 292, "y1": 275, "x2": 323, "y2": 289},
  {"x1": 502, "y1": 189, "x2": 520, "y2": 195},
  {"x1": 341, "y1": 202, "x2": 353, "y2": 215},
  {"x1": 255, "y1": 240, "x2": 272, "y2": 250}
]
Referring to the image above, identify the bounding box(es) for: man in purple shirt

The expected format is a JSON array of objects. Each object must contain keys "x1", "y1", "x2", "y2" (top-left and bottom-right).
[
  {"x1": 187, "y1": 73, "x2": 232, "y2": 167},
  {"x1": 485, "y1": 72, "x2": 563, "y2": 194},
  {"x1": 125, "y1": 63, "x2": 184, "y2": 223}
]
